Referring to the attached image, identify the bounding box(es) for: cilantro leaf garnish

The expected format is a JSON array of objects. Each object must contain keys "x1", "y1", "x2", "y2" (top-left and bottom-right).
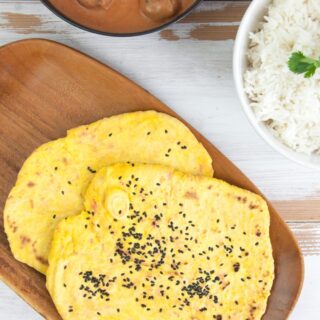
[{"x1": 288, "y1": 51, "x2": 320, "y2": 78}]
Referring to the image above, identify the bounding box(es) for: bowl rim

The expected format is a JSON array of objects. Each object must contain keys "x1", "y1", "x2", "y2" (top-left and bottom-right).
[
  {"x1": 40, "y1": 0, "x2": 203, "y2": 37},
  {"x1": 233, "y1": 0, "x2": 320, "y2": 170}
]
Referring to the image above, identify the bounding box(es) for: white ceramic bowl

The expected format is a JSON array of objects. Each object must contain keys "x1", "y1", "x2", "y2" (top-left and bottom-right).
[{"x1": 233, "y1": 0, "x2": 320, "y2": 170}]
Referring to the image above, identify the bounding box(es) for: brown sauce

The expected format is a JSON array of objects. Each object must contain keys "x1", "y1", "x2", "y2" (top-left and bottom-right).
[{"x1": 47, "y1": 0, "x2": 197, "y2": 34}]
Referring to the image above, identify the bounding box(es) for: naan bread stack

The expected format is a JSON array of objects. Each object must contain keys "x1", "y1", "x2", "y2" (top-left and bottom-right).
[
  {"x1": 4, "y1": 111, "x2": 213, "y2": 274},
  {"x1": 3, "y1": 111, "x2": 274, "y2": 319},
  {"x1": 47, "y1": 164, "x2": 274, "y2": 320}
]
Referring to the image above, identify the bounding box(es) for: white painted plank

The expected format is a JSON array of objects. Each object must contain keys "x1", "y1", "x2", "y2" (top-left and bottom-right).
[
  {"x1": 286, "y1": 256, "x2": 320, "y2": 319},
  {"x1": 0, "y1": 281, "x2": 42, "y2": 320},
  {"x1": 289, "y1": 223, "x2": 320, "y2": 256}
]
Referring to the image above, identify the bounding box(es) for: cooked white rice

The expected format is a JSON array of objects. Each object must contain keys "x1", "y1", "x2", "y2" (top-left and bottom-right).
[{"x1": 244, "y1": 0, "x2": 320, "y2": 155}]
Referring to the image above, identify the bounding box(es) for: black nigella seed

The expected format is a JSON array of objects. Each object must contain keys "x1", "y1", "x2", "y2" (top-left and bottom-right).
[
  {"x1": 87, "y1": 166, "x2": 97, "y2": 174},
  {"x1": 233, "y1": 262, "x2": 240, "y2": 272}
]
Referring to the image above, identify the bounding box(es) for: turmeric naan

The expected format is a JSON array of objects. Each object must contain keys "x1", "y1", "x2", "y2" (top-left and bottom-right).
[
  {"x1": 4, "y1": 111, "x2": 213, "y2": 274},
  {"x1": 47, "y1": 163, "x2": 274, "y2": 320}
]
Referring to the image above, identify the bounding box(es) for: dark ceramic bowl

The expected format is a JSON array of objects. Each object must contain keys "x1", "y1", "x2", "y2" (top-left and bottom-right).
[{"x1": 40, "y1": 0, "x2": 203, "y2": 37}]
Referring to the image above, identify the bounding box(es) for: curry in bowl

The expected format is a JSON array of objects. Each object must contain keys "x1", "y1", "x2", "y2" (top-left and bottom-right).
[{"x1": 45, "y1": 0, "x2": 198, "y2": 35}]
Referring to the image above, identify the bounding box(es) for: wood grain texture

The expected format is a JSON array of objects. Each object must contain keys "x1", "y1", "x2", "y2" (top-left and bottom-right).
[
  {"x1": 274, "y1": 201, "x2": 320, "y2": 222},
  {"x1": 0, "y1": 39, "x2": 302, "y2": 320},
  {"x1": 182, "y1": 1, "x2": 249, "y2": 23}
]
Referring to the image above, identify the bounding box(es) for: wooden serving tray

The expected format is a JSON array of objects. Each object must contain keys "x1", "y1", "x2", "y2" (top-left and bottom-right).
[{"x1": 0, "y1": 39, "x2": 303, "y2": 320}]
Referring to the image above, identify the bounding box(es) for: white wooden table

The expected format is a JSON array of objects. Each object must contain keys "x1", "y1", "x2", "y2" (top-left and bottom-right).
[{"x1": 0, "y1": 1, "x2": 319, "y2": 319}]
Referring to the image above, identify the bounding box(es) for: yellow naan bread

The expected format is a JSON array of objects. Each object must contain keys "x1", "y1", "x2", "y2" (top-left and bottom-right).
[
  {"x1": 4, "y1": 111, "x2": 213, "y2": 274},
  {"x1": 47, "y1": 163, "x2": 274, "y2": 320}
]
